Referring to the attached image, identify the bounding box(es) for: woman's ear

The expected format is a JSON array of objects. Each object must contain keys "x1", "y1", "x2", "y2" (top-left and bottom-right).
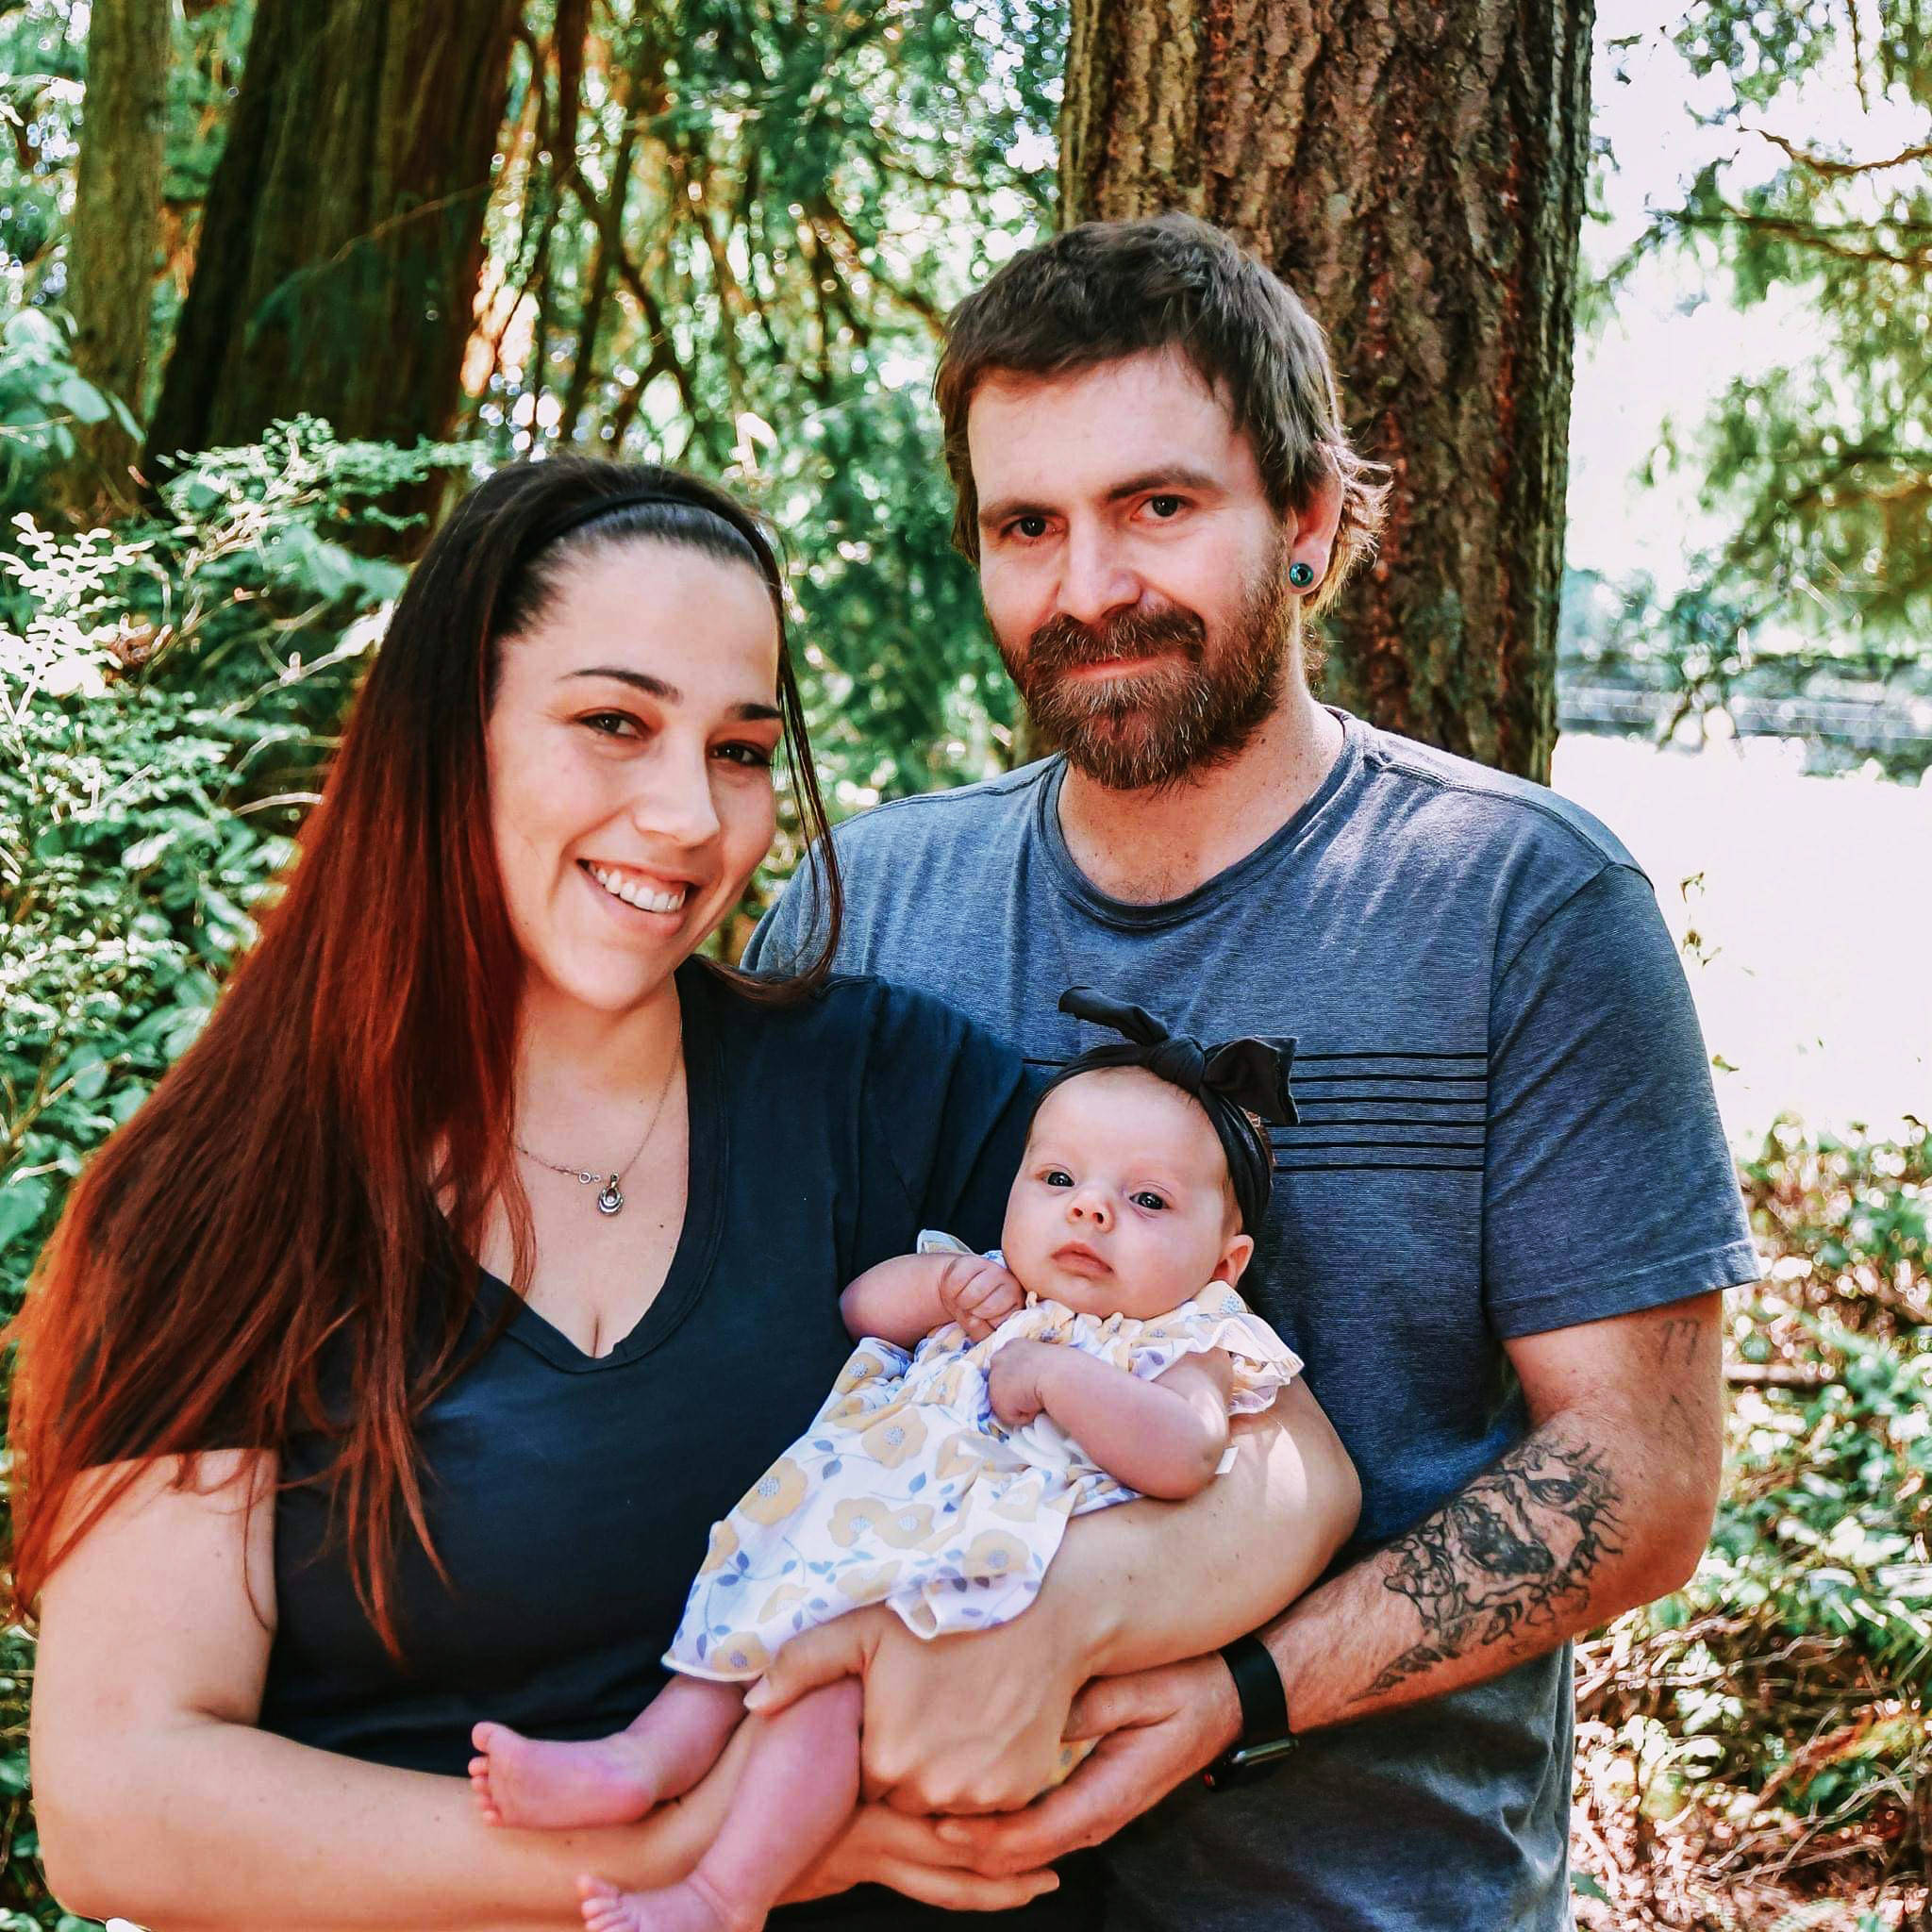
[{"x1": 1211, "y1": 1231, "x2": 1255, "y2": 1286}]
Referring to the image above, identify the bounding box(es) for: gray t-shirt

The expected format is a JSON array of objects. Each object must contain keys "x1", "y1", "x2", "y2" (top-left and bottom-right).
[{"x1": 747, "y1": 710, "x2": 1757, "y2": 1932}]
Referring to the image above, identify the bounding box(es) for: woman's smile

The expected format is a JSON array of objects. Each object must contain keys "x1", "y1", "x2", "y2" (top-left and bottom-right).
[{"x1": 580, "y1": 858, "x2": 693, "y2": 918}]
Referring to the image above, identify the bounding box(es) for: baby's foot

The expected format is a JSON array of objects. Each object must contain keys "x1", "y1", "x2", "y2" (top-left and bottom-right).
[
  {"x1": 469, "y1": 1721, "x2": 659, "y2": 1829},
  {"x1": 578, "y1": 1871, "x2": 760, "y2": 1932}
]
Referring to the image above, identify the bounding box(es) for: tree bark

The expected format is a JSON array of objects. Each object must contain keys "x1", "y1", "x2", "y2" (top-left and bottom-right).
[
  {"x1": 1060, "y1": 0, "x2": 1593, "y2": 781},
  {"x1": 143, "y1": 0, "x2": 522, "y2": 476},
  {"x1": 57, "y1": 0, "x2": 172, "y2": 516}
]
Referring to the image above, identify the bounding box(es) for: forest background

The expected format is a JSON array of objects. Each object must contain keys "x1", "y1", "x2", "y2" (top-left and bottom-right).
[{"x1": 0, "y1": 0, "x2": 1927, "y2": 1926}]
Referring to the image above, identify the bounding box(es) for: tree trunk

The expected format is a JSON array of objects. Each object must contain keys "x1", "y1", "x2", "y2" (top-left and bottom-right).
[
  {"x1": 143, "y1": 0, "x2": 521, "y2": 478},
  {"x1": 56, "y1": 0, "x2": 171, "y2": 517},
  {"x1": 1060, "y1": 0, "x2": 1593, "y2": 781}
]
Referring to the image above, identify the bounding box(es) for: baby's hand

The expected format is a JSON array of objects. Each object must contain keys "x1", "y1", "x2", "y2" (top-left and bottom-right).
[
  {"x1": 939, "y1": 1257, "x2": 1026, "y2": 1341},
  {"x1": 987, "y1": 1338, "x2": 1056, "y2": 1427}
]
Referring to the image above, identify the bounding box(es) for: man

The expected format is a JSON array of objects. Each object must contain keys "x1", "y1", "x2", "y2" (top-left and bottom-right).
[{"x1": 748, "y1": 213, "x2": 1756, "y2": 1929}]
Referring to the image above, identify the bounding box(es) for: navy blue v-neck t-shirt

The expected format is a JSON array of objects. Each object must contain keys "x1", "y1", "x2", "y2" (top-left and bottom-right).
[{"x1": 259, "y1": 964, "x2": 1040, "y2": 1803}]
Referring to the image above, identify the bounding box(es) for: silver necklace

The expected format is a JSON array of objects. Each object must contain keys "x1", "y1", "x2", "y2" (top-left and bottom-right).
[{"x1": 514, "y1": 1015, "x2": 682, "y2": 1218}]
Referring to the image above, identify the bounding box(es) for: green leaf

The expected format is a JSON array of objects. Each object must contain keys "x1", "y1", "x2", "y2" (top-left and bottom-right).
[
  {"x1": 0, "y1": 1175, "x2": 51, "y2": 1256},
  {"x1": 54, "y1": 373, "x2": 109, "y2": 425}
]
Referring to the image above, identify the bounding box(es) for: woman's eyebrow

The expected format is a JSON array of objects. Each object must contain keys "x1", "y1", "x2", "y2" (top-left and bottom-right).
[{"x1": 566, "y1": 666, "x2": 780, "y2": 723}]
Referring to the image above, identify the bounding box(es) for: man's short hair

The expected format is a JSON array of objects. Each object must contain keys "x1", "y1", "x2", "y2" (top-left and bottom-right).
[{"x1": 936, "y1": 212, "x2": 1387, "y2": 612}]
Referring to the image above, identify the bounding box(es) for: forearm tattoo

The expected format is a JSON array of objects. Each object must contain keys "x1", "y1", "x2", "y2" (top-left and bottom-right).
[{"x1": 1356, "y1": 1432, "x2": 1626, "y2": 1702}]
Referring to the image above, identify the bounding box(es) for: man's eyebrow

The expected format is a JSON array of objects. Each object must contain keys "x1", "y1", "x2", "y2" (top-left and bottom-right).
[
  {"x1": 977, "y1": 495, "x2": 1051, "y2": 530},
  {"x1": 1105, "y1": 465, "x2": 1223, "y2": 503},
  {"x1": 565, "y1": 666, "x2": 780, "y2": 724}
]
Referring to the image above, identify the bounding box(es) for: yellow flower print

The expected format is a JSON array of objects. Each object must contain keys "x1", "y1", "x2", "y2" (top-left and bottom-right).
[
  {"x1": 827, "y1": 1391, "x2": 876, "y2": 1430},
  {"x1": 738, "y1": 1456, "x2": 808, "y2": 1525},
  {"x1": 990, "y1": 1475, "x2": 1047, "y2": 1523},
  {"x1": 937, "y1": 1430, "x2": 994, "y2": 1480},
  {"x1": 875, "y1": 1502, "x2": 939, "y2": 1548},
  {"x1": 711, "y1": 1632, "x2": 771, "y2": 1676},
  {"x1": 861, "y1": 1407, "x2": 927, "y2": 1467},
  {"x1": 835, "y1": 1349, "x2": 889, "y2": 1393},
  {"x1": 836, "y1": 1560, "x2": 902, "y2": 1603},
  {"x1": 697, "y1": 1519, "x2": 741, "y2": 1575},
  {"x1": 831, "y1": 1496, "x2": 936, "y2": 1549},
  {"x1": 962, "y1": 1530, "x2": 1031, "y2": 1581},
  {"x1": 758, "y1": 1580, "x2": 810, "y2": 1622}
]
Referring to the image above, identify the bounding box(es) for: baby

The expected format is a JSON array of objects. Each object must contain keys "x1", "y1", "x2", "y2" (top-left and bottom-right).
[{"x1": 470, "y1": 989, "x2": 1309, "y2": 1932}]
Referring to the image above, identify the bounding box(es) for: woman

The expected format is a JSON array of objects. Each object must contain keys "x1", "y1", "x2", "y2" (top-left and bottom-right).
[{"x1": 10, "y1": 460, "x2": 1357, "y2": 1930}]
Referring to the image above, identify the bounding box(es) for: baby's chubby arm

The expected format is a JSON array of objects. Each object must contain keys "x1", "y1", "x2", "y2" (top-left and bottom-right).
[
  {"x1": 841, "y1": 1251, "x2": 1026, "y2": 1345},
  {"x1": 988, "y1": 1342, "x2": 1233, "y2": 1501}
]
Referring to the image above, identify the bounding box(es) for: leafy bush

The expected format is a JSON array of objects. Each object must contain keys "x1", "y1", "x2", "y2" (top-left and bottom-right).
[
  {"x1": 1574, "y1": 1121, "x2": 1930, "y2": 1929},
  {"x1": 0, "y1": 419, "x2": 475, "y2": 1926}
]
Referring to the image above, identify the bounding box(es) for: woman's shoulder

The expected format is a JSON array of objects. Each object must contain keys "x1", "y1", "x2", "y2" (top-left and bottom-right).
[{"x1": 701, "y1": 963, "x2": 1010, "y2": 1067}]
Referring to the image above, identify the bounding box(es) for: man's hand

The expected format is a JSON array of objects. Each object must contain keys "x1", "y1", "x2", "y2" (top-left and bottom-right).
[
  {"x1": 745, "y1": 1597, "x2": 1093, "y2": 1813},
  {"x1": 939, "y1": 1257, "x2": 1026, "y2": 1341},
  {"x1": 987, "y1": 1338, "x2": 1058, "y2": 1426},
  {"x1": 933, "y1": 1657, "x2": 1242, "y2": 1875},
  {"x1": 783, "y1": 1800, "x2": 1060, "y2": 1911}
]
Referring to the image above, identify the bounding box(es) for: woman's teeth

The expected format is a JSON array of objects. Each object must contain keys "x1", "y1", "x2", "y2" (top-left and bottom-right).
[{"x1": 587, "y1": 863, "x2": 688, "y2": 914}]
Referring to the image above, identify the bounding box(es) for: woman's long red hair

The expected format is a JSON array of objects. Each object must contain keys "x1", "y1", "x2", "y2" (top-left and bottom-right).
[{"x1": 7, "y1": 460, "x2": 840, "y2": 1653}]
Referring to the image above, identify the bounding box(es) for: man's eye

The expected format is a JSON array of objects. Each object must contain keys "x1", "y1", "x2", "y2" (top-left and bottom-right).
[
  {"x1": 1008, "y1": 514, "x2": 1049, "y2": 541},
  {"x1": 1132, "y1": 1191, "x2": 1168, "y2": 1211},
  {"x1": 1146, "y1": 495, "x2": 1184, "y2": 519},
  {"x1": 1043, "y1": 1169, "x2": 1074, "y2": 1188}
]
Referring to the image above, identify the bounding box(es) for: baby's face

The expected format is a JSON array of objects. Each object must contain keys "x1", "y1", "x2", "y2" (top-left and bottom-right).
[{"x1": 1000, "y1": 1068, "x2": 1250, "y2": 1320}]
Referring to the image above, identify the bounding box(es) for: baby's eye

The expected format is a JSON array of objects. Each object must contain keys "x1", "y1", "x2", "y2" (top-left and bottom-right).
[
  {"x1": 1131, "y1": 1191, "x2": 1169, "y2": 1212},
  {"x1": 1043, "y1": 1169, "x2": 1074, "y2": 1189}
]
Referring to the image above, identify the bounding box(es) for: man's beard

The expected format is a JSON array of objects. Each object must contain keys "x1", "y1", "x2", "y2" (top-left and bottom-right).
[{"x1": 1000, "y1": 542, "x2": 1295, "y2": 792}]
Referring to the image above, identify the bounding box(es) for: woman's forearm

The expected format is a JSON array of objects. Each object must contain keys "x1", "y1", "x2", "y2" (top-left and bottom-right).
[
  {"x1": 42, "y1": 1712, "x2": 748, "y2": 1932},
  {"x1": 1049, "y1": 1379, "x2": 1361, "y2": 1678}
]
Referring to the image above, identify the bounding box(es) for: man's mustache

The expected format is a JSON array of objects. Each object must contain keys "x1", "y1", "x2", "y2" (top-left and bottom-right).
[{"x1": 1024, "y1": 607, "x2": 1208, "y2": 675}]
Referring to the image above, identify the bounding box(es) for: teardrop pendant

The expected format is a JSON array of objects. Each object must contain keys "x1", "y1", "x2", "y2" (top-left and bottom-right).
[{"x1": 596, "y1": 1176, "x2": 625, "y2": 1216}]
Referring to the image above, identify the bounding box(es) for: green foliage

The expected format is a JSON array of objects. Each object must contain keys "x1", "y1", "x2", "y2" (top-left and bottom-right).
[
  {"x1": 475, "y1": 0, "x2": 1061, "y2": 802},
  {"x1": 0, "y1": 411, "x2": 478, "y2": 1927},
  {"x1": 0, "y1": 308, "x2": 134, "y2": 518},
  {"x1": 1613, "y1": 2, "x2": 1932, "y2": 689},
  {"x1": 1581, "y1": 1121, "x2": 1930, "y2": 1918}
]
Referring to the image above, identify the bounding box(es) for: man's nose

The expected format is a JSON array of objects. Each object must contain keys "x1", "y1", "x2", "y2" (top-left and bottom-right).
[{"x1": 1054, "y1": 522, "x2": 1141, "y2": 629}]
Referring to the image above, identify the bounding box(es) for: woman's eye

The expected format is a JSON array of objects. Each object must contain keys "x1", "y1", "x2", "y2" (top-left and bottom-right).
[
  {"x1": 1043, "y1": 1169, "x2": 1074, "y2": 1189},
  {"x1": 582, "y1": 710, "x2": 641, "y2": 739},
  {"x1": 713, "y1": 741, "x2": 774, "y2": 769},
  {"x1": 1132, "y1": 1191, "x2": 1168, "y2": 1212}
]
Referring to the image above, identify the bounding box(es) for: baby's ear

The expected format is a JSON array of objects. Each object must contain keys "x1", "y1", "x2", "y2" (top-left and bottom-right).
[{"x1": 1210, "y1": 1231, "x2": 1255, "y2": 1287}]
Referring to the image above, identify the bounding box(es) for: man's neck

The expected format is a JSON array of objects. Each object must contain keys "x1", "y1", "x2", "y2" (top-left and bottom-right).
[{"x1": 1055, "y1": 684, "x2": 1345, "y2": 907}]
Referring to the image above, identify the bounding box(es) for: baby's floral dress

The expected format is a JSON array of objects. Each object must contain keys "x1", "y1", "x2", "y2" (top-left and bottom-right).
[{"x1": 664, "y1": 1232, "x2": 1302, "y2": 1682}]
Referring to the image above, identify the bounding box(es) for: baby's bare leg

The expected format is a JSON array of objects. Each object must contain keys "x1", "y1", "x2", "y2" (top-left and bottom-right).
[
  {"x1": 470, "y1": 1677, "x2": 746, "y2": 1829},
  {"x1": 578, "y1": 1676, "x2": 862, "y2": 1932}
]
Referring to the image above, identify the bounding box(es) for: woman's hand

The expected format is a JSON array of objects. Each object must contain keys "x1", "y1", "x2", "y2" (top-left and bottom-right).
[{"x1": 783, "y1": 1800, "x2": 1059, "y2": 1910}]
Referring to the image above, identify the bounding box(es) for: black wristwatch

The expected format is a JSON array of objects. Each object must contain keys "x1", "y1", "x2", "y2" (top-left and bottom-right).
[{"x1": 1201, "y1": 1632, "x2": 1299, "y2": 1790}]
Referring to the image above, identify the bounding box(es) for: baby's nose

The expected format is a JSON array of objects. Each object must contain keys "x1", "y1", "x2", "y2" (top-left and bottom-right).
[{"x1": 1068, "y1": 1189, "x2": 1112, "y2": 1227}]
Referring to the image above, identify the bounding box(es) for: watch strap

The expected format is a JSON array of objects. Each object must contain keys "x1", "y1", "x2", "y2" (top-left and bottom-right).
[{"x1": 1221, "y1": 1631, "x2": 1290, "y2": 1745}]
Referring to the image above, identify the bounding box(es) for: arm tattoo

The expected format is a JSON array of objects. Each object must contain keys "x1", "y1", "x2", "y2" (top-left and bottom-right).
[{"x1": 1356, "y1": 1433, "x2": 1625, "y2": 1702}]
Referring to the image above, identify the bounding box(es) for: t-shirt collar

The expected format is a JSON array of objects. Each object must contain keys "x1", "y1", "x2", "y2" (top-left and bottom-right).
[{"x1": 1035, "y1": 707, "x2": 1366, "y2": 930}]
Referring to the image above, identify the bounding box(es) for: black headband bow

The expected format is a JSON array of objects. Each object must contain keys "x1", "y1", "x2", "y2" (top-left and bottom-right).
[{"x1": 1043, "y1": 987, "x2": 1297, "y2": 1236}]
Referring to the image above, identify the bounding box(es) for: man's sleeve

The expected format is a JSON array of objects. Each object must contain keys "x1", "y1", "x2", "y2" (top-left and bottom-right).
[
  {"x1": 1482, "y1": 861, "x2": 1760, "y2": 1339},
  {"x1": 742, "y1": 852, "x2": 833, "y2": 977}
]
